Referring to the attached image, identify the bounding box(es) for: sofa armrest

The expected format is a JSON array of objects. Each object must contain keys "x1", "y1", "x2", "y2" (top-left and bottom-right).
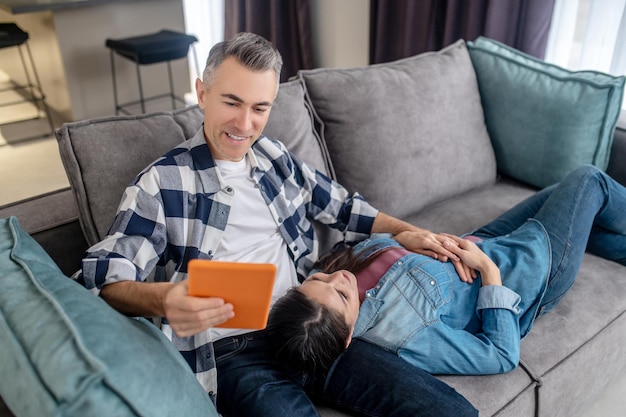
[
  {"x1": 607, "y1": 126, "x2": 626, "y2": 186},
  {"x1": 0, "y1": 188, "x2": 88, "y2": 276}
]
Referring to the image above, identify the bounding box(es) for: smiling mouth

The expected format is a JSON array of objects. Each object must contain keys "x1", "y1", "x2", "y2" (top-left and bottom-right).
[{"x1": 227, "y1": 133, "x2": 247, "y2": 142}]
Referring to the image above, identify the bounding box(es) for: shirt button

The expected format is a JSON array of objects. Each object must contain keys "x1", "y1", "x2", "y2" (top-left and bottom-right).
[
  {"x1": 397, "y1": 261, "x2": 403, "y2": 266},
  {"x1": 225, "y1": 186, "x2": 233, "y2": 193},
  {"x1": 430, "y1": 280, "x2": 435, "y2": 286},
  {"x1": 293, "y1": 246, "x2": 298, "y2": 252},
  {"x1": 277, "y1": 217, "x2": 283, "y2": 223}
]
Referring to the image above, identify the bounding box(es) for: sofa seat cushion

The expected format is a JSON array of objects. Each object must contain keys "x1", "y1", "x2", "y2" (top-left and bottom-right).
[
  {"x1": 439, "y1": 369, "x2": 536, "y2": 417},
  {"x1": 298, "y1": 39, "x2": 496, "y2": 220},
  {"x1": 405, "y1": 176, "x2": 538, "y2": 236},
  {"x1": 407, "y1": 179, "x2": 626, "y2": 417},
  {"x1": 0, "y1": 216, "x2": 217, "y2": 417},
  {"x1": 468, "y1": 36, "x2": 625, "y2": 189},
  {"x1": 519, "y1": 254, "x2": 626, "y2": 417}
]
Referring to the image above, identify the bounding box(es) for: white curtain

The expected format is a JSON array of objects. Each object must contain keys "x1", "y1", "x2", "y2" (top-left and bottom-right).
[
  {"x1": 182, "y1": 0, "x2": 225, "y2": 104},
  {"x1": 545, "y1": 0, "x2": 626, "y2": 75}
]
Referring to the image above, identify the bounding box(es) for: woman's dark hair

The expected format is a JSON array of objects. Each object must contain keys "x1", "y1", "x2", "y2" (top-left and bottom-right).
[
  {"x1": 266, "y1": 287, "x2": 351, "y2": 376},
  {"x1": 267, "y1": 242, "x2": 383, "y2": 375},
  {"x1": 313, "y1": 242, "x2": 377, "y2": 275}
]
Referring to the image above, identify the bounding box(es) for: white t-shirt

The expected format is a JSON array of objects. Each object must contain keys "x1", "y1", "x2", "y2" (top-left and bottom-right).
[{"x1": 210, "y1": 156, "x2": 299, "y2": 340}]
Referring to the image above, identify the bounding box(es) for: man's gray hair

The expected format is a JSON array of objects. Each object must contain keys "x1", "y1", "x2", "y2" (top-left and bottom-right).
[{"x1": 202, "y1": 32, "x2": 283, "y2": 89}]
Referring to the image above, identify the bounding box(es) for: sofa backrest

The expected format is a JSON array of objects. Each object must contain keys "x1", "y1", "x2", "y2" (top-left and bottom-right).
[{"x1": 56, "y1": 79, "x2": 339, "y2": 249}]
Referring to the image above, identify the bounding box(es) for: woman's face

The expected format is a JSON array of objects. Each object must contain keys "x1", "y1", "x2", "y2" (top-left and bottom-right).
[{"x1": 299, "y1": 270, "x2": 361, "y2": 342}]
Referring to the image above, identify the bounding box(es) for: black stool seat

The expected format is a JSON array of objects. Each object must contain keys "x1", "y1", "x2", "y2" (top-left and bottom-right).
[
  {"x1": 105, "y1": 29, "x2": 199, "y2": 115},
  {"x1": 0, "y1": 23, "x2": 29, "y2": 48},
  {"x1": 105, "y1": 30, "x2": 197, "y2": 65}
]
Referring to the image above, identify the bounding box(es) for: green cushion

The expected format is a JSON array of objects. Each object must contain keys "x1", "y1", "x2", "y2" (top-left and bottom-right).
[
  {"x1": 0, "y1": 216, "x2": 217, "y2": 417},
  {"x1": 468, "y1": 36, "x2": 625, "y2": 188}
]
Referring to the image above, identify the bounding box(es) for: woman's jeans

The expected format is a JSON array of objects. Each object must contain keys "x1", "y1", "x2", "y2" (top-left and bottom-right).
[
  {"x1": 473, "y1": 165, "x2": 626, "y2": 312},
  {"x1": 214, "y1": 330, "x2": 477, "y2": 417}
]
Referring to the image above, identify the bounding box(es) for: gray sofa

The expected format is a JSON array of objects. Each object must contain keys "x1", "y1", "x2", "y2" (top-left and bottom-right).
[{"x1": 1, "y1": 38, "x2": 626, "y2": 417}]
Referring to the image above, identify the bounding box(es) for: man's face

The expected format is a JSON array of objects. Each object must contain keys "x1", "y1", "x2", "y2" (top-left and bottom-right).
[{"x1": 196, "y1": 56, "x2": 278, "y2": 161}]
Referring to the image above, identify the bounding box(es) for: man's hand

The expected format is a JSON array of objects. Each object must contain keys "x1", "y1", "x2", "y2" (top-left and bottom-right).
[
  {"x1": 394, "y1": 230, "x2": 460, "y2": 262},
  {"x1": 370, "y1": 212, "x2": 476, "y2": 283},
  {"x1": 394, "y1": 230, "x2": 475, "y2": 283},
  {"x1": 164, "y1": 281, "x2": 235, "y2": 337}
]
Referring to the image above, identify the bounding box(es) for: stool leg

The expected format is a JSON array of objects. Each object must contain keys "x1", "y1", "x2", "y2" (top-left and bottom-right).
[
  {"x1": 135, "y1": 63, "x2": 145, "y2": 114},
  {"x1": 109, "y1": 50, "x2": 120, "y2": 115},
  {"x1": 24, "y1": 43, "x2": 54, "y2": 133},
  {"x1": 191, "y1": 43, "x2": 201, "y2": 82},
  {"x1": 16, "y1": 42, "x2": 55, "y2": 135},
  {"x1": 167, "y1": 60, "x2": 176, "y2": 110},
  {"x1": 17, "y1": 45, "x2": 38, "y2": 118}
]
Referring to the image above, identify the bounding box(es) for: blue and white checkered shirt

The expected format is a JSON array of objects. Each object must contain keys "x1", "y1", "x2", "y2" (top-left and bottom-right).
[{"x1": 81, "y1": 127, "x2": 378, "y2": 399}]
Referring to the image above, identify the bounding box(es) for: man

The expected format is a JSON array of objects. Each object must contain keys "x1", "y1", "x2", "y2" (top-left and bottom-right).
[{"x1": 81, "y1": 32, "x2": 477, "y2": 416}]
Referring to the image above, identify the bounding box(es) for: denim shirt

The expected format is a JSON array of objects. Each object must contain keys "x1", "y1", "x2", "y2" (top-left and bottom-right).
[{"x1": 352, "y1": 219, "x2": 551, "y2": 375}]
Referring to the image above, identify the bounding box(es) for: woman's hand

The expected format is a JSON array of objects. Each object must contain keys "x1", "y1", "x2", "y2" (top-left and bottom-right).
[
  {"x1": 394, "y1": 230, "x2": 476, "y2": 283},
  {"x1": 441, "y1": 234, "x2": 502, "y2": 286}
]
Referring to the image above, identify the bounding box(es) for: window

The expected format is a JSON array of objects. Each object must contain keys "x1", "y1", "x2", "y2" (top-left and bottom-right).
[
  {"x1": 545, "y1": 0, "x2": 626, "y2": 115},
  {"x1": 182, "y1": 0, "x2": 225, "y2": 104}
]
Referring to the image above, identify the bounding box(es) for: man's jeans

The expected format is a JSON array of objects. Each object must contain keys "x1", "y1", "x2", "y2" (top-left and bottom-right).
[
  {"x1": 473, "y1": 165, "x2": 626, "y2": 313},
  {"x1": 215, "y1": 330, "x2": 477, "y2": 417}
]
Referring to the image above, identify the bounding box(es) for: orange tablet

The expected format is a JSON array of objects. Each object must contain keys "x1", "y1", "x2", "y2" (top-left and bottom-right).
[{"x1": 187, "y1": 259, "x2": 277, "y2": 329}]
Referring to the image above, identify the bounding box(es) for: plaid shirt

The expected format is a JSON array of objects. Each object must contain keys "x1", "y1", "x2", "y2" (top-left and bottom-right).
[{"x1": 81, "y1": 127, "x2": 378, "y2": 399}]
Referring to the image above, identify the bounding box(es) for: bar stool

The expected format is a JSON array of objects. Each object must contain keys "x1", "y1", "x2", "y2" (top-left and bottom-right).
[
  {"x1": 0, "y1": 23, "x2": 55, "y2": 139},
  {"x1": 105, "y1": 29, "x2": 199, "y2": 115}
]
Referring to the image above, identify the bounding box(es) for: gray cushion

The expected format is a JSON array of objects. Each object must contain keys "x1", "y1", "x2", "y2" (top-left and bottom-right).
[
  {"x1": 298, "y1": 39, "x2": 497, "y2": 220},
  {"x1": 56, "y1": 107, "x2": 202, "y2": 245},
  {"x1": 0, "y1": 216, "x2": 217, "y2": 417},
  {"x1": 468, "y1": 36, "x2": 625, "y2": 188},
  {"x1": 56, "y1": 79, "x2": 332, "y2": 247},
  {"x1": 264, "y1": 80, "x2": 335, "y2": 179}
]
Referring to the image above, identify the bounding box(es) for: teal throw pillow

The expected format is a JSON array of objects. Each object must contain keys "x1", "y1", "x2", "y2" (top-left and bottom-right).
[
  {"x1": 0, "y1": 216, "x2": 217, "y2": 417},
  {"x1": 468, "y1": 36, "x2": 625, "y2": 188}
]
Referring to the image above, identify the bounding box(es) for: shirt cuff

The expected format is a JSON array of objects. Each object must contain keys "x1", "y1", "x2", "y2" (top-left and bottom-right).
[{"x1": 477, "y1": 285, "x2": 521, "y2": 315}]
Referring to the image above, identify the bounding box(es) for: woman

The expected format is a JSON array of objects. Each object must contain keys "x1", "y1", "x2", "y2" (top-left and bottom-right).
[{"x1": 266, "y1": 165, "x2": 626, "y2": 376}]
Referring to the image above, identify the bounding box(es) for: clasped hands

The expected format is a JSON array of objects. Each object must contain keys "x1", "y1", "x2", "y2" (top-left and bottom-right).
[{"x1": 393, "y1": 230, "x2": 495, "y2": 284}]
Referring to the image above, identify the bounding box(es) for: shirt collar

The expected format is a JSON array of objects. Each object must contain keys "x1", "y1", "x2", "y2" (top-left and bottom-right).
[{"x1": 186, "y1": 126, "x2": 265, "y2": 194}]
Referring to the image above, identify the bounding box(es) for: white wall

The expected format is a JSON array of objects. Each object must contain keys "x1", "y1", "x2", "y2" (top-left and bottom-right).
[
  {"x1": 310, "y1": 0, "x2": 370, "y2": 68},
  {"x1": 53, "y1": 0, "x2": 189, "y2": 120}
]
